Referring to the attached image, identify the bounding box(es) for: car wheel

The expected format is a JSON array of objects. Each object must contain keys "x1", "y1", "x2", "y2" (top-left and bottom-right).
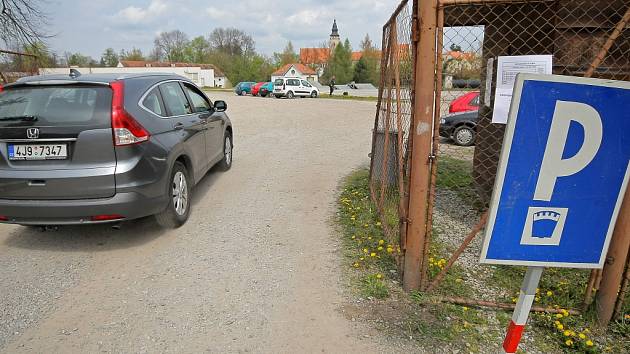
[
  {"x1": 239, "y1": 91, "x2": 245, "y2": 96},
  {"x1": 217, "y1": 132, "x2": 233, "y2": 171},
  {"x1": 453, "y1": 125, "x2": 475, "y2": 146},
  {"x1": 155, "y1": 162, "x2": 191, "y2": 228},
  {"x1": 287, "y1": 91, "x2": 294, "y2": 99},
  {"x1": 311, "y1": 91, "x2": 318, "y2": 98}
]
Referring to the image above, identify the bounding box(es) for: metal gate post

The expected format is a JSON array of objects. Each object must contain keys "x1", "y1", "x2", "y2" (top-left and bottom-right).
[{"x1": 403, "y1": 0, "x2": 438, "y2": 291}]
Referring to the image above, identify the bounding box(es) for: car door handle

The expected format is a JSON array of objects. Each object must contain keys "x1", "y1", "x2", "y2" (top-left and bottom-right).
[{"x1": 173, "y1": 122, "x2": 184, "y2": 130}]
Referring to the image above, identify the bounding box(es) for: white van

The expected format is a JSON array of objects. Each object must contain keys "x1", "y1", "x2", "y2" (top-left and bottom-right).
[{"x1": 273, "y1": 78, "x2": 319, "y2": 99}]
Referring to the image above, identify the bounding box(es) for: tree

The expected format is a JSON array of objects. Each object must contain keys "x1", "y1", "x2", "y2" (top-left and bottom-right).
[
  {"x1": 153, "y1": 30, "x2": 190, "y2": 62},
  {"x1": 208, "y1": 28, "x2": 255, "y2": 57},
  {"x1": 322, "y1": 38, "x2": 353, "y2": 84},
  {"x1": 119, "y1": 48, "x2": 145, "y2": 61},
  {"x1": 353, "y1": 56, "x2": 371, "y2": 83},
  {"x1": 185, "y1": 36, "x2": 211, "y2": 63},
  {"x1": 358, "y1": 34, "x2": 379, "y2": 84},
  {"x1": 273, "y1": 41, "x2": 299, "y2": 66},
  {"x1": 100, "y1": 48, "x2": 119, "y2": 67},
  {"x1": 450, "y1": 43, "x2": 462, "y2": 52},
  {"x1": 0, "y1": 0, "x2": 50, "y2": 46},
  {"x1": 66, "y1": 52, "x2": 93, "y2": 67}
]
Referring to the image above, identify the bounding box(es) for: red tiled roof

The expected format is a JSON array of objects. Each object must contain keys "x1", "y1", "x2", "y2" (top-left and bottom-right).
[
  {"x1": 444, "y1": 51, "x2": 476, "y2": 60},
  {"x1": 119, "y1": 61, "x2": 225, "y2": 76},
  {"x1": 272, "y1": 63, "x2": 317, "y2": 76},
  {"x1": 300, "y1": 48, "x2": 330, "y2": 64}
]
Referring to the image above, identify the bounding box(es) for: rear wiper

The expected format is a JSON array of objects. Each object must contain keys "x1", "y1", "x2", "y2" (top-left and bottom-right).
[{"x1": 0, "y1": 115, "x2": 38, "y2": 122}]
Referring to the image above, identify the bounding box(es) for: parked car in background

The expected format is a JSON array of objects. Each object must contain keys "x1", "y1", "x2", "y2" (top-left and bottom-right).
[
  {"x1": 439, "y1": 110, "x2": 478, "y2": 146},
  {"x1": 273, "y1": 78, "x2": 319, "y2": 99},
  {"x1": 0, "y1": 72, "x2": 233, "y2": 228},
  {"x1": 251, "y1": 82, "x2": 266, "y2": 96},
  {"x1": 448, "y1": 91, "x2": 480, "y2": 113},
  {"x1": 234, "y1": 82, "x2": 255, "y2": 96},
  {"x1": 259, "y1": 82, "x2": 274, "y2": 97}
]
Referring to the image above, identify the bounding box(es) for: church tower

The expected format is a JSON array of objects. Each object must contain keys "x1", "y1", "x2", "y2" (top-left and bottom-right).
[{"x1": 329, "y1": 19, "x2": 340, "y2": 51}]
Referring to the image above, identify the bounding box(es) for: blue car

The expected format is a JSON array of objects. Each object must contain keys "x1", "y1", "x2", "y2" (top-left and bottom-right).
[
  {"x1": 234, "y1": 82, "x2": 255, "y2": 96},
  {"x1": 259, "y1": 82, "x2": 274, "y2": 97}
]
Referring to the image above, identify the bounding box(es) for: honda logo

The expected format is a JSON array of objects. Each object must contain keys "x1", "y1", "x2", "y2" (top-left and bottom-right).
[{"x1": 26, "y1": 128, "x2": 39, "y2": 139}]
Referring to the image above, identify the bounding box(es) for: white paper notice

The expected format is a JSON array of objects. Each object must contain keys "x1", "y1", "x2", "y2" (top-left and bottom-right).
[{"x1": 492, "y1": 55, "x2": 553, "y2": 124}]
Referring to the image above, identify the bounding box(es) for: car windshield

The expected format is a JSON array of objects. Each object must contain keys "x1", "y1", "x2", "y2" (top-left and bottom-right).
[
  {"x1": 0, "y1": 86, "x2": 112, "y2": 126},
  {"x1": 274, "y1": 79, "x2": 284, "y2": 86}
]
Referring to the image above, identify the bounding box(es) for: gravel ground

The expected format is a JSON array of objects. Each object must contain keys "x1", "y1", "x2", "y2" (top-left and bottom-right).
[{"x1": 0, "y1": 93, "x2": 412, "y2": 353}]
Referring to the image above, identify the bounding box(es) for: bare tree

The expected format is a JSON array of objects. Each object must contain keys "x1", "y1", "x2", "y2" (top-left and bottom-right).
[
  {"x1": 153, "y1": 30, "x2": 189, "y2": 63},
  {"x1": 1, "y1": 0, "x2": 50, "y2": 46},
  {"x1": 207, "y1": 28, "x2": 255, "y2": 57}
]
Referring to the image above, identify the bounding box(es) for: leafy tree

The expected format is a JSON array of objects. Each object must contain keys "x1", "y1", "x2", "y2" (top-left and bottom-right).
[
  {"x1": 100, "y1": 48, "x2": 119, "y2": 67},
  {"x1": 322, "y1": 38, "x2": 353, "y2": 84},
  {"x1": 273, "y1": 41, "x2": 299, "y2": 66},
  {"x1": 153, "y1": 30, "x2": 190, "y2": 62},
  {"x1": 208, "y1": 28, "x2": 255, "y2": 57},
  {"x1": 66, "y1": 52, "x2": 93, "y2": 67},
  {"x1": 353, "y1": 56, "x2": 371, "y2": 83},
  {"x1": 0, "y1": 0, "x2": 49, "y2": 46},
  {"x1": 185, "y1": 36, "x2": 211, "y2": 63},
  {"x1": 119, "y1": 48, "x2": 145, "y2": 61},
  {"x1": 358, "y1": 34, "x2": 380, "y2": 84},
  {"x1": 450, "y1": 43, "x2": 462, "y2": 52}
]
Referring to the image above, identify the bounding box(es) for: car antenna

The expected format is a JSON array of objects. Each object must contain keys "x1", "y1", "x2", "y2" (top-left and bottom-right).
[{"x1": 69, "y1": 68, "x2": 81, "y2": 78}]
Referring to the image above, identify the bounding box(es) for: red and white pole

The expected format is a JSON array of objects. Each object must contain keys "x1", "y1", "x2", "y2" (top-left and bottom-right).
[{"x1": 502, "y1": 267, "x2": 544, "y2": 354}]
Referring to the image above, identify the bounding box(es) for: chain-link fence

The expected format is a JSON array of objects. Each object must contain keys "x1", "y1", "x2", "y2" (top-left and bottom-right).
[
  {"x1": 370, "y1": 0, "x2": 629, "y2": 323},
  {"x1": 369, "y1": 0, "x2": 414, "y2": 265}
]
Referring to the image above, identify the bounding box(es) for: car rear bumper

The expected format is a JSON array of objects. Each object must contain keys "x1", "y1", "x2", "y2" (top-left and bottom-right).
[{"x1": 0, "y1": 192, "x2": 168, "y2": 225}]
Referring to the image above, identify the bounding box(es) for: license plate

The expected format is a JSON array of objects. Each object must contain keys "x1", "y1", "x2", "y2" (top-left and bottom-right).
[{"x1": 8, "y1": 144, "x2": 68, "y2": 160}]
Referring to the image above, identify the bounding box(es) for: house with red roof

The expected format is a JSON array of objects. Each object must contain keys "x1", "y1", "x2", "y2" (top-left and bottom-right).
[{"x1": 271, "y1": 63, "x2": 318, "y2": 83}]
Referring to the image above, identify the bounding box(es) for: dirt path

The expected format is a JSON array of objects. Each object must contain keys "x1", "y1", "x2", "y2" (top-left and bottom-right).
[{"x1": 0, "y1": 93, "x2": 406, "y2": 353}]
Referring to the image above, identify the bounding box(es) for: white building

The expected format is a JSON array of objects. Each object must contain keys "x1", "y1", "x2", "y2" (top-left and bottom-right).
[
  {"x1": 39, "y1": 61, "x2": 227, "y2": 88},
  {"x1": 271, "y1": 63, "x2": 317, "y2": 83}
]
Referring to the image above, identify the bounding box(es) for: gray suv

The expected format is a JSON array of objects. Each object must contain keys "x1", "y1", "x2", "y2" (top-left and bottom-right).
[{"x1": 0, "y1": 72, "x2": 233, "y2": 228}]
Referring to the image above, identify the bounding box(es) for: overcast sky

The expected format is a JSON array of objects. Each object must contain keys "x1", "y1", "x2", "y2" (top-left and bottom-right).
[{"x1": 42, "y1": 0, "x2": 404, "y2": 59}]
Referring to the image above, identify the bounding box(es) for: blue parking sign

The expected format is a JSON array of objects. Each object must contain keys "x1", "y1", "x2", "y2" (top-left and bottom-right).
[{"x1": 480, "y1": 74, "x2": 630, "y2": 268}]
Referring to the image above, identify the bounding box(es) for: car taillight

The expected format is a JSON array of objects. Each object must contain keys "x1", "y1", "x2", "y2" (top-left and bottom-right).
[
  {"x1": 90, "y1": 214, "x2": 124, "y2": 221},
  {"x1": 0, "y1": 85, "x2": 4, "y2": 93},
  {"x1": 110, "y1": 81, "x2": 150, "y2": 146},
  {"x1": 0, "y1": 216, "x2": 8, "y2": 221}
]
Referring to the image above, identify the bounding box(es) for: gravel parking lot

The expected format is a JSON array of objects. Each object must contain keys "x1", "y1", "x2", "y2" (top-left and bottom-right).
[{"x1": 0, "y1": 93, "x2": 413, "y2": 353}]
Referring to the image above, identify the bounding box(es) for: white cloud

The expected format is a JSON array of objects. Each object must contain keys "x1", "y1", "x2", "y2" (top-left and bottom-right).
[
  {"x1": 206, "y1": 6, "x2": 227, "y2": 19},
  {"x1": 115, "y1": 0, "x2": 168, "y2": 24}
]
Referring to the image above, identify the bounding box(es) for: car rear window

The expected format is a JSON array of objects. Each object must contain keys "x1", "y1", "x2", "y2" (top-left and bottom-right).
[{"x1": 0, "y1": 85, "x2": 112, "y2": 126}]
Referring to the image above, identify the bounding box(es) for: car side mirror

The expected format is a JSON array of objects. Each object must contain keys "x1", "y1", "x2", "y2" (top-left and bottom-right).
[{"x1": 214, "y1": 100, "x2": 227, "y2": 112}]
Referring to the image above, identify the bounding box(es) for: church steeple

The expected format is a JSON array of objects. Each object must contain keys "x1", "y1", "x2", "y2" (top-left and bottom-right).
[
  {"x1": 329, "y1": 19, "x2": 340, "y2": 51},
  {"x1": 331, "y1": 19, "x2": 339, "y2": 37}
]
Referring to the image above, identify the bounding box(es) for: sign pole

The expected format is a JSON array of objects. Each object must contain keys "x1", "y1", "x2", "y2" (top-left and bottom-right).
[{"x1": 502, "y1": 266, "x2": 543, "y2": 354}]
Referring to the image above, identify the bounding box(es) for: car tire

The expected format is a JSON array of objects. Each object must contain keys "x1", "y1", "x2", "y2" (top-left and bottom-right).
[
  {"x1": 453, "y1": 125, "x2": 475, "y2": 146},
  {"x1": 287, "y1": 91, "x2": 294, "y2": 99},
  {"x1": 311, "y1": 91, "x2": 318, "y2": 98},
  {"x1": 217, "y1": 132, "x2": 233, "y2": 171},
  {"x1": 239, "y1": 91, "x2": 245, "y2": 96},
  {"x1": 155, "y1": 162, "x2": 191, "y2": 229}
]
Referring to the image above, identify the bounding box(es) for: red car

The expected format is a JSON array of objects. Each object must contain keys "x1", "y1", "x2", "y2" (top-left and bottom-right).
[
  {"x1": 251, "y1": 82, "x2": 266, "y2": 96},
  {"x1": 449, "y1": 91, "x2": 480, "y2": 113}
]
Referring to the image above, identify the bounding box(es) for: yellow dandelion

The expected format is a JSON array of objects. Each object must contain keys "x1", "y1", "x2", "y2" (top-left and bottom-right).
[
  {"x1": 555, "y1": 313, "x2": 563, "y2": 319},
  {"x1": 535, "y1": 296, "x2": 540, "y2": 302},
  {"x1": 378, "y1": 240, "x2": 385, "y2": 246},
  {"x1": 370, "y1": 252, "x2": 376, "y2": 257},
  {"x1": 586, "y1": 340, "x2": 593, "y2": 347},
  {"x1": 556, "y1": 324, "x2": 564, "y2": 330},
  {"x1": 563, "y1": 330, "x2": 571, "y2": 337},
  {"x1": 351, "y1": 235, "x2": 356, "y2": 240},
  {"x1": 367, "y1": 236, "x2": 372, "y2": 240},
  {"x1": 386, "y1": 247, "x2": 393, "y2": 253},
  {"x1": 363, "y1": 224, "x2": 369, "y2": 228},
  {"x1": 462, "y1": 306, "x2": 469, "y2": 311},
  {"x1": 376, "y1": 274, "x2": 382, "y2": 279},
  {"x1": 377, "y1": 246, "x2": 383, "y2": 251},
  {"x1": 536, "y1": 288, "x2": 540, "y2": 294},
  {"x1": 565, "y1": 339, "x2": 573, "y2": 347},
  {"x1": 546, "y1": 290, "x2": 553, "y2": 297},
  {"x1": 554, "y1": 320, "x2": 561, "y2": 326},
  {"x1": 578, "y1": 333, "x2": 586, "y2": 339},
  {"x1": 512, "y1": 298, "x2": 517, "y2": 303},
  {"x1": 376, "y1": 222, "x2": 382, "y2": 226},
  {"x1": 363, "y1": 248, "x2": 368, "y2": 253},
  {"x1": 455, "y1": 278, "x2": 463, "y2": 283},
  {"x1": 353, "y1": 262, "x2": 360, "y2": 268},
  {"x1": 359, "y1": 257, "x2": 365, "y2": 261}
]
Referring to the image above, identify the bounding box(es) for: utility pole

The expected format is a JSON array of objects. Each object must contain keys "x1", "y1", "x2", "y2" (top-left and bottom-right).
[{"x1": 403, "y1": 0, "x2": 438, "y2": 291}]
